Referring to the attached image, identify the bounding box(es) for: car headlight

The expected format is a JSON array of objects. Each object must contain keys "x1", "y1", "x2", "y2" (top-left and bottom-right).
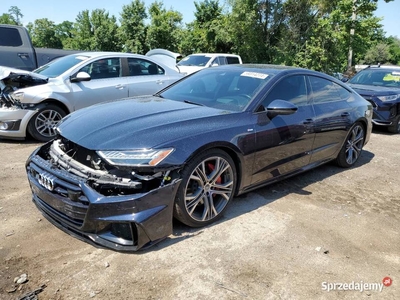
[
  {"x1": 377, "y1": 94, "x2": 400, "y2": 102},
  {"x1": 12, "y1": 92, "x2": 24, "y2": 101},
  {"x1": 97, "y1": 148, "x2": 174, "y2": 166}
]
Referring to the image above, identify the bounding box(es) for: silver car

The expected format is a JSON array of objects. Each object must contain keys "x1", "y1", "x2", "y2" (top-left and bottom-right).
[{"x1": 0, "y1": 52, "x2": 183, "y2": 141}]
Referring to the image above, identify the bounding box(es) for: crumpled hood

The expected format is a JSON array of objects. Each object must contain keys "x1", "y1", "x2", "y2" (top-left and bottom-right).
[
  {"x1": 348, "y1": 83, "x2": 400, "y2": 96},
  {"x1": 58, "y1": 96, "x2": 238, "y2": 150},
  {"x1": 0, "y1": 66, "x2": 48, "y2": 81}
]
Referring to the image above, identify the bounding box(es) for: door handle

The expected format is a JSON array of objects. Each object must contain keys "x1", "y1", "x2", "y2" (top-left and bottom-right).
[
  {"x1": 156, "y1": 80, "x2": 164, "y2": 85},
  {"x1": 303, "y1": 118, "x2": 314, "y2": 124},
  {"x1": 18, "y1": 53, "x2": 29, "y2": 59},
  {"x1": 341, "y1": 112, "x2": 350, "y2": 117},
  {"x1": 115, "y1": 84, "x2": 125, "y2": 89}
]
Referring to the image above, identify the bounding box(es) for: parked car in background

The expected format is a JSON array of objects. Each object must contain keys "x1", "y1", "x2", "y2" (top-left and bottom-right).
[
  {"x1": 0, "y1": 24, "x2": 81, "y2": 71},
  {"x1": 177, "y1": 53, "x2": 242, "y2": 75},
  {"x1": 0, "y1": 51, "x2": 183, "y2": 141},
  {"x1": 345, "y1": 65, "x2": 400, "y2": 133},
  {"x1": 26, "y1": 64, "x2": 372, "y2": 251}
]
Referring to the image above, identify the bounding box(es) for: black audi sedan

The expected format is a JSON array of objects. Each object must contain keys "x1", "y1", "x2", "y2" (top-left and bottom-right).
[
  {"x1": 26, "y1": 65, "x2": 372, "y2": 251},
  {"x1": 346, "y1": 66, "x2": 400, "y2": 133}
]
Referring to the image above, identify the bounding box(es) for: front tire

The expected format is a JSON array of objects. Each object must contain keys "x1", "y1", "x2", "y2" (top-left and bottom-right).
[
  {"x1": 27, "y1": 104, "x2": 66, "y2": 142},
  {"x1": 174, "y1": 149, "x2": 237, "y2": 227},
  {"x1": 388, "y1": 115, "x2": 400, "y2": 134},
  {"x1": 336, "y1": 122, "x2": 365, "y2": 168}
]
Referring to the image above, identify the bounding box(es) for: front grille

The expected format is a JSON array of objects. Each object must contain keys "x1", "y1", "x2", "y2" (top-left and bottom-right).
[{"x1": 27, "y1": 160, "x2": 89, "y2": 228}]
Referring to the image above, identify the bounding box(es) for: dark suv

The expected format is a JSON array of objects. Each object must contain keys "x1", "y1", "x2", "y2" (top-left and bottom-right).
[{"x1": 346, "y1": 66, "x2": 400, "y2": 133}]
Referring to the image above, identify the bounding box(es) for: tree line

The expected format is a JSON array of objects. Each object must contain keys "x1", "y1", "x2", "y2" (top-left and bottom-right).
[{"x1": 1, "y1": 0, "x2": 399, "y2": 75}]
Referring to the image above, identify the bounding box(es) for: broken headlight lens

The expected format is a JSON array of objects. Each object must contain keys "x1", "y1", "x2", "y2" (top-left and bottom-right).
[{"x1": 97, "y1": 148, "x2": 174, "y2": 166}]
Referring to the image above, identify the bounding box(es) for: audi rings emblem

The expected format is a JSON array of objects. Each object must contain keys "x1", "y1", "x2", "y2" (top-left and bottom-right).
[{"x1": 38, "y1": 172, "x2": 56, "y2": 191}]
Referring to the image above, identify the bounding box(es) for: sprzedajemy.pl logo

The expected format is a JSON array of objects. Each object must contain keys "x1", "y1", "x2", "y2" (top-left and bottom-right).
[{"x1": 322, "y1": 277, "x2": 392, "y2": 293}]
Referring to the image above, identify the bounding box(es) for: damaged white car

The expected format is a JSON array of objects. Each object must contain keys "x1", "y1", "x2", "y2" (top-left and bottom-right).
[{"x1": 0, "y1": 51, "x2": 183, "y2": 141}]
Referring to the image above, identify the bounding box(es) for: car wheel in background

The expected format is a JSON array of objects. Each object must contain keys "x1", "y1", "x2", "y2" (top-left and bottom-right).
[
  {"x1": 174, "y1": 149, "x2": 237, "y2": 227},
  {"x1": 27, "y1": 104, "x2": 66, "y2": 142},
  {"x1": 336, "y1": 122, "x2": 365, "y2": 168},
  {"x1": 387, "y1": 115, "x2": 400, "y2": 134}
]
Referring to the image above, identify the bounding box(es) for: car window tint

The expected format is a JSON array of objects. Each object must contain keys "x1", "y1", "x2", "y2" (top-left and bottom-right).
[
  {"x1": 226, "y1": 56, "x2": 240, "y2": 64},
  {"x1": 160, "y1": 68, "x2": 271, "y2": 111},
  {"x1": 127, "y1": 58, "x2": 164, "y2": 76},
  {"x1": 349, "y1": 69, "x2": 400, "y2": 87},
  {"x1": 219, "y1": 57, "x2": 227, "y2": 65},
  {"x1": 261, "y1": 75, "x2": 308, "y2": 109},
  {"x1": 0, "y1": 27, "x2": 23, "y2": 46},
  {"x1": 335, "y1": 83, "x2": 352, "y2": 101},
  {"x1": 177, "y1": 55, "x2": 210, "y2": 67},
  {"x1": 309, "y1": 76, "x2": 342, "y2": 104},
  {"x1": 83, "y1": 58, "x2": 121, "y2": 79}
]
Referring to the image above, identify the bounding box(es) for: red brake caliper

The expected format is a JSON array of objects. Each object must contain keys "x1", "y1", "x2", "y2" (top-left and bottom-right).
[{"x1": 207, "y1": 163, "x2": 222, "y2": 197}]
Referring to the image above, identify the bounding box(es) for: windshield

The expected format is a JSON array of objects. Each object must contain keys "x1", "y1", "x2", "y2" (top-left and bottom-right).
[
  {"x1": 177, "y1": 55, "x2": 211, "y2": 67},
  {"x1": 34, "y1": 54, "x2": 90, "y2": 78},
  {"x1": 349, "y1": 69, "x2": 400, "y2": 88},
  {"x1": 159, "y1": 67, "x2": 272, "y2": 111}
]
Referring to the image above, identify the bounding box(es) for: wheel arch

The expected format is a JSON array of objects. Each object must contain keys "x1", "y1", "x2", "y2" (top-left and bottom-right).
[
  {"x1": 34, "y1": 99, "x2": 71, "y2": 115},
  {"x1": 355, "y1": 117, "x2": 368, "y2": 145},
  {"x1": 181, "y1": 142, "x2": 244, "y2": 195}
]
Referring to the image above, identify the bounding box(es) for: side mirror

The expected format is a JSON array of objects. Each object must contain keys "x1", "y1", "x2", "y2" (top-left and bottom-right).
[
  {"x1": 341, "y1": 77, "x2": 349, "y2": 83},
  {"x1": 266, "y1": 99, "x2": 298, "y2": 119},
  {"x1": 70, "y1": 71, "x2": 91, "y2": 82},
  {"x1": 211, "y1": 63, "x2": 219, "y2": 67}
]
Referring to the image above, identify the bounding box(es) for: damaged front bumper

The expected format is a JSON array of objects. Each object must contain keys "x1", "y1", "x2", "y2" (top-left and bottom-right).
[
  {"x1": 0, "y1": 106, "x2": 36, "y2": 139},
  {"x1": 26, "y1": 143, "x2": 181, "y2": 251}
]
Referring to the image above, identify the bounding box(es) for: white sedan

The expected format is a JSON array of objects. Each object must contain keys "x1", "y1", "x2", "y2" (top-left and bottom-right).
[{"x1": 0, "y1": 52, "x2": 183, "y2": 141}]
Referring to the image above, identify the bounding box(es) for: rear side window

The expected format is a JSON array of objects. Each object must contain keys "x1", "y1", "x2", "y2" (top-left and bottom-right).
[
  {"x1": 127, "y1": 58, "x2": 164, "y2": 76},
  {"x1": 212, "y1": 56, "x2": 226, "y2": 66},
  {"x1": 309, "y1": 76, "x2": 343, "y2": 104},
  {"x1": 261, "y1": 75, "x2": 309, "y2": 108},
  {"x1": 0, "y1": 27, "x2": 23, "y2": 46},
  {"x1": 226, "y1": 56, "x2": 240, "y2": 64}
]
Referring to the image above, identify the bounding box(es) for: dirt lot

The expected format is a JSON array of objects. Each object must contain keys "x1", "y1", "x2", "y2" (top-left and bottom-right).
[{"x1": 0, "y1": 130, "x2": 399, "y2": 300}]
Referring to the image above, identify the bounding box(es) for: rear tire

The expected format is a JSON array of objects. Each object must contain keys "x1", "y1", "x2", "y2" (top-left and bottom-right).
[
  {"x1": 27, "y1": 104, "x2": 66, "y2": 142},
  {"x1": 388, "y1": 115, "x2": 400, "y2": 134},
  {"x1": 174, "y1": 149, "x2": 237, "y2": 227},
  {"x1": 336, "y1": 122, "x2": 365, "y2": 168}
]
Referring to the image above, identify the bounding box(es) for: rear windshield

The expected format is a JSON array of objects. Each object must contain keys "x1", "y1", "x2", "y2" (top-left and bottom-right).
[
  {"x1": 34, "y1": 55, "x2": 90, "y2": 78},
  {"x1": 177, "y1": 55, "x2": 211, "y2": 67}
]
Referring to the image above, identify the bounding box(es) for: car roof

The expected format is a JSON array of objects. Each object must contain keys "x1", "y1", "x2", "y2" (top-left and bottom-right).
[
  {"x1": 361, "y1": 66, "x2": 400, "y2": 71},
  {"x1": 71, "y1": 52, "x2": 148, "y2": 58},
  {"x1": 188, "y1": 53, "x2": 241, "y2": 57},
  {"x1": 215, "y1": 63, "x2": 306, "y2": 74}
]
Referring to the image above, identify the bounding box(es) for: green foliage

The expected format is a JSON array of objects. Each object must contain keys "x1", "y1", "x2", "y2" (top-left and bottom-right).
[
  {"x1": 118, "y1": 0, "x2": 147, "y2": 54},
  {"x1": 26, "y1": 18, "x2": 63, "y2": 48},
  {"x1": 363, "y1": 42, "x2": 391, "y2": 64},
  {"x1": 388, "y1": 37, "x2": 400, "y2": 65},
  {"x1": 65, "y1": 9, "x2": 121, "y2": 51},
  {"x1": 2, "y1": 2, "x2": 395, "y2": 71},
  {"x1": 180, "y1": 0, "x2": 231, "y2": 55},
  {"x1": 0, "y1": 6, "x2": 23, "y2": 25},
  {"x1": 145, "y1": 1, "x2": 183, "y2": 52}
]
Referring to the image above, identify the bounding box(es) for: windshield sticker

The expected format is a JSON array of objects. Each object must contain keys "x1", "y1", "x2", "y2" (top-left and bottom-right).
[
  {"x1": 383, "y1": 73, "x2": 400, "y2": 82},
  {"x1": 241, "y1": 71, "x2": 269, "y2": 79}
]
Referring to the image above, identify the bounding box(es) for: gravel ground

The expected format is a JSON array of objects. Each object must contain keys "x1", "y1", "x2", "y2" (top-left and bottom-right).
[{"x1": 0, "y1": 129, "x2": 399, "y2": 300}]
